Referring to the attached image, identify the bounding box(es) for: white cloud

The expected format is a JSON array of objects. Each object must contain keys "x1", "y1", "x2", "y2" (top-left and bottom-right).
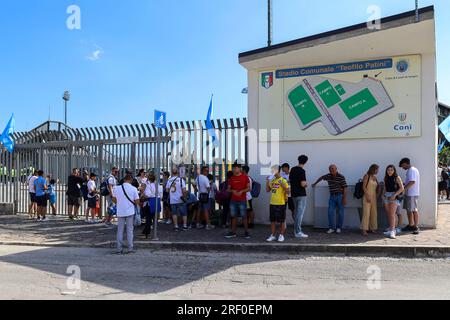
[{"x1": 86, "y1": 45, "x2": 104, "y2": 61}]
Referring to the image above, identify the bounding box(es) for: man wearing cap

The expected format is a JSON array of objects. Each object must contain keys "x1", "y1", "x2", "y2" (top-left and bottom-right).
[{"x1": 85, "y1": 173, "x2": 99, "y2": 223}]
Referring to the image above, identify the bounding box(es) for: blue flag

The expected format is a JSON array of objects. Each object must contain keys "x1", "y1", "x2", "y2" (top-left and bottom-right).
[
  {"x1": 0, "y1": 114, "x2": 15, "y2": 153},
  {"x1": 206, "y1": 95, "x2": 220, "y2": 148},
  {"x1": 439, "y1": 115, "x2": 450, "y2": 143},
  {"x1": 438, "y1": 140, "x2": 446, "y2": 153}
]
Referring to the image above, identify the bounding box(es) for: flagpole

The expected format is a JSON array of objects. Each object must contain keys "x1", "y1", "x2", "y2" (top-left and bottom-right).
[
  {"x1": 211, "y1": 95, "x2": 216, "y2": 169},
  {"x1": 268, "y1": 0, "x2": 273, "y2": 47},
  {"x1": 415, "y1": 0, "x2": 419, "y2": 22}
]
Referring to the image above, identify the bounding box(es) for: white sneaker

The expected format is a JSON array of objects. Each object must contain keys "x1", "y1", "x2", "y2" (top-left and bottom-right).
[
  {"x1": 383, "y1": 230, "x2": 391, "y2": 237},
  {"x1": 389, "y1": 231, "x2": 396, "y2": 239},
  {"x1": 336, "y1": 229, "x2": 342, "y2": 234},
  {"x1": 165, "y1": 219, "x2": 172, "y2": 225},
  {"x1": 41, "y1": 217, "x2": 48, "y2": 222},
  {"x1": 266, "y1": 235, "x2": 277, "y2": 242},
  {"x1": 326, "y1": 229, "x2": 335, "y2": 234},
  {"x1": 295, "y1": 232, "x2": 309, "y2": 239},
  {"x1": 206, "y1": 224, "x2": 215, "y2": 230},
  {"x1": 278, "y1": 235, "x2": 285, "y2": 242}
]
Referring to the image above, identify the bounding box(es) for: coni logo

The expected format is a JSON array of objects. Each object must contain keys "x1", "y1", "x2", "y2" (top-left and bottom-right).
[
  {"x1": 398, "y1": 113, "x2": 407, "y2": 123},
  {"x1": 396, "y1": 60, "x2": 409, "y2": 74},
  {"x1": 394, "y1": 113, "x2": 412, "y2": 135}
]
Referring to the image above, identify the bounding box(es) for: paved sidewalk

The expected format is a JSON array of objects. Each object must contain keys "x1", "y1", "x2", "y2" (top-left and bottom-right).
[{"x1": 0, "y1": 205, "x2": 449, "y2": 257}]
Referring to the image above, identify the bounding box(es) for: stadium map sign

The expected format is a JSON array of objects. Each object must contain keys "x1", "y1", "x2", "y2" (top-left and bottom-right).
[{"x1": 258, "y1": 55, "x2": 421, "y2": 141}]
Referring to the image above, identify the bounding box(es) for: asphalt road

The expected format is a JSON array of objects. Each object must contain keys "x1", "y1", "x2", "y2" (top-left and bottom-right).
[{"x1": 0, "y1": 245, "x2": 449, "y2": 300}]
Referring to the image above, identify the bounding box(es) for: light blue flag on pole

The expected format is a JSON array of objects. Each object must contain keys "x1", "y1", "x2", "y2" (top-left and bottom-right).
[
  {"x1": 438, "y1": 140, "x2": 446, "y2": 153},
  {"x1": 206, "y1": 95, "x2": 220, "y2": 148},
  {"x1": 439, "y1": 115, "x2": 450, "y2": 144},
  {"x1": 0, "y1": 114, "x2": 15, "y2": 153}
]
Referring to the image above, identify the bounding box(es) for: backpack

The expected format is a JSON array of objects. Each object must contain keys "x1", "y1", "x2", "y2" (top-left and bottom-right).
[
  {"x1": 250, "y1": 178, "x2": 261, "y2": 198},
  {"x1": 354, "y1": 179, "x2": 365, "y2": 199},
  {"x1": 100, "y1": 177, "x2": 111, "y2": 196},
  {"x1": 80, "y1": 182, "x2": 89, "y2": 199},
  {"x1": 215, "y1": 181, "x2": 230, "y2": 204}
]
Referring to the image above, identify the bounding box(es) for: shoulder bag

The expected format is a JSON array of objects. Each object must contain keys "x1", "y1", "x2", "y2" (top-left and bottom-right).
[{"x1": 121, "y1": 185, "x2": 141, "y2": 226}]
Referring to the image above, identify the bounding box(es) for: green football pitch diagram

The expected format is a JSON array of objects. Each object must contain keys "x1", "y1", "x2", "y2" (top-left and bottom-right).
[{"x1": 287, "y1": 76, "x2": 395, "y2": 136}]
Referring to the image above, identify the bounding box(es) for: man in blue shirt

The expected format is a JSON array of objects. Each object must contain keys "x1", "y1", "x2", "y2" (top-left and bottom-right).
[{"x1": 34, "y1": 170, "x2": 48, "y2": 221}]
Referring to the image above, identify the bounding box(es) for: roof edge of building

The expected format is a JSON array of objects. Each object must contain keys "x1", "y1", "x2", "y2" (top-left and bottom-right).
[{"x1": 239, "y1": 5, "x2": 434, "y2": 64}]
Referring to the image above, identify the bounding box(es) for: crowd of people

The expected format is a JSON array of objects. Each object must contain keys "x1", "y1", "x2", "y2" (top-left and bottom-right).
[{"x1": 24, "y1": 155, "x2": 421, "y2": 253}]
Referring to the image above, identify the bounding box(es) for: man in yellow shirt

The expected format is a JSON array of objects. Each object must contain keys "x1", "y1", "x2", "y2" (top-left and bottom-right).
[{"x1": 266, "y1": 165, "x2": 290, "y2": 242}]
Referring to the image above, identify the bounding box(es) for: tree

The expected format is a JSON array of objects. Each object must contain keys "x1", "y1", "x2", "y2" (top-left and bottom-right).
[{"x1": 439, "y1": 146, "x2": 450, "y2": 165}]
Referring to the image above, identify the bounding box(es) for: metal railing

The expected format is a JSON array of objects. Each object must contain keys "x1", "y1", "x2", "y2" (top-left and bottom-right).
[{"x1": 1, "y1": 118, "x2": 248, "y2": 216}]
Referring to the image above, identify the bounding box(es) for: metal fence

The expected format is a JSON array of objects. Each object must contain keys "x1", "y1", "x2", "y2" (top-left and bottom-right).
[{"x1": 0, "y1": 118, "x2": 248, "y2": 216}]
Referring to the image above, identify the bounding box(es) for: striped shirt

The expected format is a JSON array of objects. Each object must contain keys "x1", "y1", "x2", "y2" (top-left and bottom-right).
[{"x1": 322, "y1": 173, "x2": 348, "y2": 194}]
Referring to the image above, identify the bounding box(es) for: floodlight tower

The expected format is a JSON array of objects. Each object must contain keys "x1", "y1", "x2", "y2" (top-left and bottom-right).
[{"x1": 63, "y1": 91, "x2": 71, "y2": 127}]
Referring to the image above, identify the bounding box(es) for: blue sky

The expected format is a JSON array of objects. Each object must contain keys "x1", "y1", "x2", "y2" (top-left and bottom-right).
[{"x1": 0, "y1": 0, "x2": 449, "y2": 132}]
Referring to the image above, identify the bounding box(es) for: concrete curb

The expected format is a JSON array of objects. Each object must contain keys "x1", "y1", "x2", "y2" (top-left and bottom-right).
[{"x1": 1, "y1": 240, "x2": 449, "y2": 258}]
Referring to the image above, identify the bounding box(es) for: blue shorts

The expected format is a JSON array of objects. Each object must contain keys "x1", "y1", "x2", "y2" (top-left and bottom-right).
[
  {"x1": 230, "y1": 200, "x2": 247, "y2": 218},
  {"x1": 148, "y1": 198, "x2": 162, "y2": 215},
  {"x1": 384, "y1": 192, "x2": 400, "y2": 206},
  {"x1": 199, "y1": 201, "x2": 210, "y2": 211},
  {"x1": 49, "y1": 195, "x2": 57, "y2": 205},
  {"x1": 171, "y1": 203, "x2": 188, "y2": 217}
]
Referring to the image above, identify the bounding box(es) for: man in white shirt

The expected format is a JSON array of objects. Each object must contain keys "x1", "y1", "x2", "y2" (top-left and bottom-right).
[
  {"x1": 112, "y1": 173, "x2": 140, "y2": 254},
  {"x1": 193, "y1": 167, "x2": 212, "y2": 229},
  {"x1": 400, "y1": 158, "x2": 421, "y2": 235},
  {"x1": 27, "y1": 170, "x2": 38, "y2": 218},
  {"x1": 85, "y1": 173, "x2": 98, "y2": 223},
  {"x1": 141, "y1": 172, "x2": 164, "y2": 238},
  {"x1": 105, "y1": 167, "x2": 119, "y2": 226},
  {"x1": 166, "y1": 168, "x2": 188, "y2": 231}
]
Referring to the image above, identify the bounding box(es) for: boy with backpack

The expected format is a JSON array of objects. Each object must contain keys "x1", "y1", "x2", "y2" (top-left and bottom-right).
[
  {"x1": 86, "y1": 173, "x2": 99, "y2": 223},
  {"x1": 48, "y1": 178, "x2": 57, "y2": 216},
  {"x1": 100, "y1": 167, "x2": 119, "y2": 226}
]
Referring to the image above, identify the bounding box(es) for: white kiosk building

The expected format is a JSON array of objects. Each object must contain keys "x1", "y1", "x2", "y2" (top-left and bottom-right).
[{"x1": 239, "y1": 6, "x2": 438, "y2": 228}]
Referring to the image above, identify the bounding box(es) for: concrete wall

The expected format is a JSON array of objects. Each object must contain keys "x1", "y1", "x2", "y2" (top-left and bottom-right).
[{"x1": 242, "y1": 16, "x2": 438, "y2": 228}]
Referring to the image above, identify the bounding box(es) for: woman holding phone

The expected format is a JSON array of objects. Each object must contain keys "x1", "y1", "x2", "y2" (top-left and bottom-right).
[{"x1": 382, "y1": 165, "x2": 405, "y2": 239}]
